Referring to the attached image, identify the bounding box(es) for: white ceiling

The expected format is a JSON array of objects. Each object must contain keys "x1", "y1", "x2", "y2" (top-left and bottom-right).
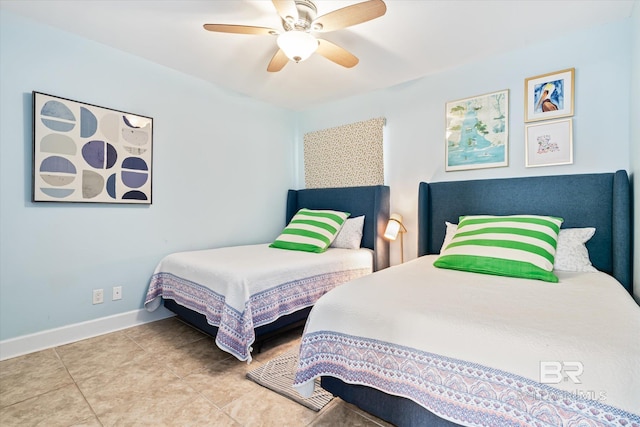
[{"x1": 1, "y1": 0, "x2": 635, "y2": 110}]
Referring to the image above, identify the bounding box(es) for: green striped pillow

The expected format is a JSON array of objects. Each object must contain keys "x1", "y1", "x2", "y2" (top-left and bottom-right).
[
  {"x1": 434, "y1": 214, "x2": 563, "y2": 282},
  {"x1": 270, "y1": 208, "x2": 350, "y2": 253}
]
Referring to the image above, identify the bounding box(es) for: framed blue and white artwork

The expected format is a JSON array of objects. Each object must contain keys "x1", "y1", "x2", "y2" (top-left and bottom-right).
[
  {"x1": 524, "y1": 68, "x2": 574, "y2": 123},
  {"x1": 32, "y1": 92, "x2": 153, "y2": 204},
  {"x1": 445, "y1": 89, "x2": 509, "y2": 172}
]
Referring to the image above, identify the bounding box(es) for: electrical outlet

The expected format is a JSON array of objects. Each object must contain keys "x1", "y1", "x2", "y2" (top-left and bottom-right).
[
  {"x1": 112, "y1": 286, "x2": 122, "y2": 301},
  {"x1": 93, "y1": 289, "x2": 104, "y2": 305}
]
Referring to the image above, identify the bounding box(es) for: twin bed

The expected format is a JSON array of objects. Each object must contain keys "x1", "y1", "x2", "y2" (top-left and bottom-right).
[
  {"x1": 145, "y1": 185, "x2": 390, "y2": 362},
  {"x1": 293, "y1": 171, "x2": 639, "y2": 426}
]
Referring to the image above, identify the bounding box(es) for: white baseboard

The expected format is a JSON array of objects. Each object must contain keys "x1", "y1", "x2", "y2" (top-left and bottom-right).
[{"x1": 0, "y1": 307, "x2": 175, "y2": 361}]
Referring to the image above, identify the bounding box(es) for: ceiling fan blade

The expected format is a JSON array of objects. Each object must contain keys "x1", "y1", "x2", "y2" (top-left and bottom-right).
[
  {"x1": 272, "y1": 0, "x2": 298, "y2": 23},
  {"x1": 316, "y1": 39, "x2": 359, "y2": 68},
  {"x1": 203, "y1": 24, "x2": 278, "y2": 35},
  {"x1": 267, "y1": 49, "x2": 289, "y2": 72},
  {"x1": 313, "y1": 0, "x2": 386, "y2": 32}
]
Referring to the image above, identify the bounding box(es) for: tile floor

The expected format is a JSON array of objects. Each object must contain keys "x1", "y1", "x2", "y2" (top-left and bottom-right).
[{"x1": 0, "y1": 317, "x2": 393, "y2": 426}]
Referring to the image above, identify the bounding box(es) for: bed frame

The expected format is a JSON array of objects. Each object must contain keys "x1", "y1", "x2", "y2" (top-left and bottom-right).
[
  {"x1": 164, "y1": 184, "x2": 390, "y2": 352},
  {"x1": 321, "y1": 171, "x2": 632, "y2": 427}
]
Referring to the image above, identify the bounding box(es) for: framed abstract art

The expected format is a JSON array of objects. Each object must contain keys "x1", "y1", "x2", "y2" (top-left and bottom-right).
[{"x1": 32, "y1": 92, "x2": 153, "y2": 204}]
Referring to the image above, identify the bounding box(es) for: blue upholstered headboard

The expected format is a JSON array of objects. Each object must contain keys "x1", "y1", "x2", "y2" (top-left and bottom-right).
[
  {"x1": 286, "y1": 185, "x2": 390, "y2": 272},
  {"x1": 418, "y1": 170, "x2": 632, "y2": 294}
]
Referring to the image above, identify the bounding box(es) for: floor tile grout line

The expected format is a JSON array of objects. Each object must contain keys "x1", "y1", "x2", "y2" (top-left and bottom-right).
[
  {"x1": 53, "y1": 346, "x2": 104, "y2": 426},
  {"x1": 0, "y1": 349, "x2": 75, "y2": 411},
  {"x1": 0, "y1": 381, "x2": 71, "y2": 412},
  {"x1": 122, "y1": 328, "x2": 151, "y2": 352}
]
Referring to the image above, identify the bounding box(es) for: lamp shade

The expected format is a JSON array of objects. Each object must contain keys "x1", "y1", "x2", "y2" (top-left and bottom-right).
[
  {"x1": 384, "y1": 213, "x2": 404, "y2": 240},
  {"x1": 277, "y1": 30, "x2": 318, "y2": 63}
]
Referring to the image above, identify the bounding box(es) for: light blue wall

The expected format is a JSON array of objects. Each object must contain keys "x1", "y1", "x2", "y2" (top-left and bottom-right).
[
  {"x1": 297, "y1": 20, "x2": 632, "y2": 266},
  {"x1": 631, "y1": 0, "x2": 639, "y2": 303},
  {"x1": 0, "y1": 11, "x2": 296, "y2": 341}
]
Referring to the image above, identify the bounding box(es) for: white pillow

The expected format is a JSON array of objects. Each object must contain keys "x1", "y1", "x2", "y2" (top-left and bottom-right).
[
  {"x1": 439, "y1": 222, "x2": 597, "y2": 272},
  {"x1": 554, "y1": 227, "x2": 597, "y2": 272},
  {"x1": 440, "y1": 221, "x2": 458, "y2": 254},
  {"x1": 330, "y1": 216, "x2": 365, "y2": 249}
]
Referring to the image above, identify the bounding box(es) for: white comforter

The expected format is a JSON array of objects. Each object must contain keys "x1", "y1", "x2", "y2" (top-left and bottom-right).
[
  {"x1": 294, "y1": 255, "x2": 640, "y2": 426},
  {"x1": 145, "y1": 244, "x2": 372, "y2": 361}
]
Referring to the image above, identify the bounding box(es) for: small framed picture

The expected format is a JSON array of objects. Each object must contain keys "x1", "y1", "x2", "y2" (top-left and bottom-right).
[
  {"x1": 445, "y1": 89, "x2": 509, "y2": 171},
  {"x1": 524, "y1": 68, "x2": 574, "y2": 123},
  {"x1": 525, "y1": 118, "x2": 573, "y2": 168}
]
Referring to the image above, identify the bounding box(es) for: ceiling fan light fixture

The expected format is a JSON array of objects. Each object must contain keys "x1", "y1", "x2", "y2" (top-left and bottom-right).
[{"x1": 277, "y1": 30, "x2": 318, "y2": 63}]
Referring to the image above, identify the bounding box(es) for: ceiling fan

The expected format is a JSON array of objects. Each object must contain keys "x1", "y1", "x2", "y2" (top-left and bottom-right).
[{"x1": 203, "y1": 0, "x2": 387, "y2": 72}]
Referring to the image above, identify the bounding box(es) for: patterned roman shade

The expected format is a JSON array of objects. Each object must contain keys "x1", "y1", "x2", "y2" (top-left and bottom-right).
[{"x1": 304, "y1": 117, "x2": 385, "y2": 188}]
